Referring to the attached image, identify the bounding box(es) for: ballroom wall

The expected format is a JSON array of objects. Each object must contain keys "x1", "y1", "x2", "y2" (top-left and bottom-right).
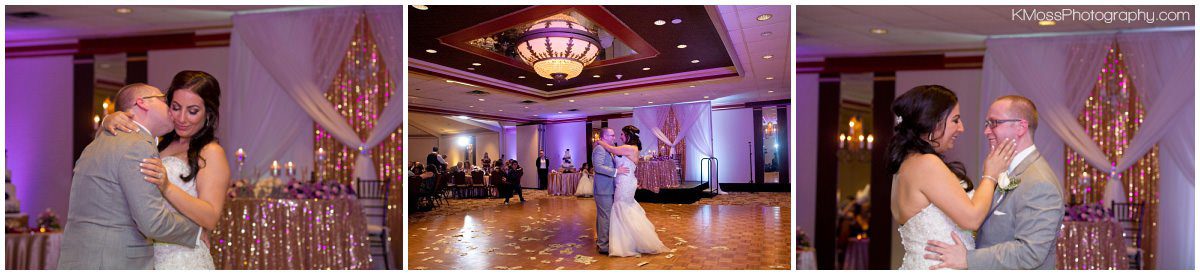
[
  {"x1": 795, "y1": 73, "x2": 818, "y2": 241},
  {"x1": 408, "y1": 136, "x2": 438, "y2": 167},
  {"x1": 5, "y1": 55, "x2": 75, "y2": 224},
  {"x1": 712, "y1": 108, "x2": 755, "y2": 184},
  {"x1": 544, "y1": 121, "x2": 586, "y2": 171},
  {"x1": 515, "y1": 125, "x2": 540, "y2": 188},
  {"x1": 148, "y1": 47, "x2": 230, "y2": 100}
]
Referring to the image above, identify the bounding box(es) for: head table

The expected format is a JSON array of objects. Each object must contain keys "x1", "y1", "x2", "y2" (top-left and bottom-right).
[
  {"x1": 1056, "y1": 220, "x2": 1129, "y2": 270},
  {"x1": 634, "y1": 159, "x2": 680, "y2": 193},
  {"x1": 210, "y1": 198, "x2": 372, "y2": 269}
]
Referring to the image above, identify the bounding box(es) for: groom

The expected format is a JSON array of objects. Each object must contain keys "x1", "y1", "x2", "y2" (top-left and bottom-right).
[
  {"x1": 927, "y1": 95, "x2": 1065, "y2": 269},
  {"x1": 591, "y1": 127, "x2": 628, "y2": 254},
  {"x1": 59, "y1": 84, "x2": 202, "y2": 269}
]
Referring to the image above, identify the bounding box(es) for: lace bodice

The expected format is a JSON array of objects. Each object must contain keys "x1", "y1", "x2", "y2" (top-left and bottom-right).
[
  {"x1": 897, "y1": 183, "x2": 976, "y2": 270},
  {"x1": 153, "y1": 156, "x2": 214, "y2": 269}
]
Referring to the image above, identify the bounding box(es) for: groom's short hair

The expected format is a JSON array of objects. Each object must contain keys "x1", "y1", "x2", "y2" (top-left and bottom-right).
[
  {"x1": 114, "y1": 83, "x2": 157, "y2": 112},
  {"x1": 997, "y1": 95, "x2": 1039, "y2": 133}
]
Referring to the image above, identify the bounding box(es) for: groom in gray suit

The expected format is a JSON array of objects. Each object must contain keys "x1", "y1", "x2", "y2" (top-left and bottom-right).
[
  {"x1": 927, "y1": 95, "x2": 1065, "y2": 269},
  {"x1": 59, "y1": 84, "x2": 202, "y2": 269},
  {"x1": 591, "y1": 127, "x2": 628, "y2": 254}
]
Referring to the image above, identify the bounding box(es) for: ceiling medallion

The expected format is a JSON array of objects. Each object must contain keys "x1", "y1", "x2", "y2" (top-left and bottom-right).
[{"x1": 516, "y1": 14, "x2": 601, "y2": 82}]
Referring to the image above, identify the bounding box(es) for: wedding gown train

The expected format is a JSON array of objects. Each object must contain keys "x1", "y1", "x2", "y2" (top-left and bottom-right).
[{"x1": 608, "y1": 156, "x2": 669, "y2": 257}]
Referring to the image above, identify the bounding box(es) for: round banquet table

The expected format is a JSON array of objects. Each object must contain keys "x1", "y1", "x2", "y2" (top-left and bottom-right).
[
  {"x1": 634, "y1": 160, "x2": 680, "y2": 192},
  {"x1": 842, "y1": 238, "x2": 869, "y2": 270},
  {"x1": 548, "y1": 172, "x2": 583, "y2": 196},
  {"x1": 5, "y1": 231, "x2": 62, "y2": 270},
  {"x1": 210, "y1": 198, "x2": 372, "y2": 269},
  {"x1": 1056, "y1": 220, "x2": 1129, "y2": 270},
  {"x1": 796, "y1": 249, "x2": 816, "y2": 270}
]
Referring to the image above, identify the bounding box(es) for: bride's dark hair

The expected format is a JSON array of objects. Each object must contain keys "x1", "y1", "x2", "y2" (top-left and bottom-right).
[
  {"x1": 158, "y1": 70, "x2": 221, "y2": 182},
  {"x1": 886, "y1": 85, "x2": 973, "y2": 191},
  {"x1": 622, "y1": 125, "x2": 642, "y2": 150}
]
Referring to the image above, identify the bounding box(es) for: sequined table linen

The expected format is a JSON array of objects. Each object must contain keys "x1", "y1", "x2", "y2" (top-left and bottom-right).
[
  {"x1": 634, "y1": 160, "x2": 680, "y2": 193},
  {"x1": 1056, "y1": 221, "x2": 1129, "y2": 270},
  {"x1": 211, "y1": 198, "x2": 372, "y2": 269}
]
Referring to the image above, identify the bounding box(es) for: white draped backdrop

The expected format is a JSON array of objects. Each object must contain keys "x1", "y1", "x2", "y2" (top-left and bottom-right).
[
  {"x1": 221, "y1": 6, "x2": 404, "y2": 180},
  {"x1": 981, "y1": 29, "x2": 1194, "y2": 269},
  {"x1": 632, "y1": 101, "x2": 714, "y2": 181}
]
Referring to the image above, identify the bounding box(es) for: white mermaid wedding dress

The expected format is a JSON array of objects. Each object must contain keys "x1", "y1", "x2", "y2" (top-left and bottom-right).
[
  {"x1": 153, "y1": 156, "x2": 215, "y2": 269},
  {"x1": 608, "y1": 156, "x2": 669, "y2": 257}
]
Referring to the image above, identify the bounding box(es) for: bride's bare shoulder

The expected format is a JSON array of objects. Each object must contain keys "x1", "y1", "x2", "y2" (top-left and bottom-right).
[{"x1": 898, "y1": 154, "x2": 947, "y2": 177}]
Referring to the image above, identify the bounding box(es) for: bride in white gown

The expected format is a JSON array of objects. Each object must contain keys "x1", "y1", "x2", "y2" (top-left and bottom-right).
[
  {"x1": 887, "y1": 85, "x2": 1015, "y2": 270},
  {"x1": 103, "y1": 71, "x2": 231, "y2": 269},
  {"x1": 596, "y1": 126, "x2": 669, "y2": 257}
]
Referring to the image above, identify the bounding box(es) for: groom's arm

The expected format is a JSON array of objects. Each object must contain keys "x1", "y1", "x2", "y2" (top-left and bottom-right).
[
  {"x1": 116, "y1": 140, "x2": 202, "y2": 248},
  {"x1": 967, "y1": 180, "x2": 1063, "y2": 269},
  {"x1": 591, "y1": 148, "x2": 616, "y2": 177}
]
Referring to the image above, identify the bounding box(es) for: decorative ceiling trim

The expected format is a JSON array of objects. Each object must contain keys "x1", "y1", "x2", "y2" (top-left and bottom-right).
[
  {"x1": 796, "y1": 54, "x2": 984, "y2": 74},
  {"x1": 411, "y1": 62, "x2": 741, "y2": 101},
  {"x1": 437, "y1": 5, "x2": 659, "y2": 74}
]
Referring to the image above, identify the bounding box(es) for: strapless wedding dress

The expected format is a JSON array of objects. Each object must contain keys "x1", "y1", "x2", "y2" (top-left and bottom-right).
[
  {"x1": 898, "y1": 181, "x2": 976, "y2": 270},
  {"x1": 608, "y1": 156, "x2": 669, "y2": 257},
  {"x1": 153, "y1": 156, "x2": 214, "y2": 270}
]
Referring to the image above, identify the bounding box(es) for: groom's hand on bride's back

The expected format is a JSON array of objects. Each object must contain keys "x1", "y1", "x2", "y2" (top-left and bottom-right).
[
  {"x1": 925, "y1": 232, "x2": 968, "y2": 270},
  {"x1": 617, "y1": 166, "x2": 629, "y2": 175}
]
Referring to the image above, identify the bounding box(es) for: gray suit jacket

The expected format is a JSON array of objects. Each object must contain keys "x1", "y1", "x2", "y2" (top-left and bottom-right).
[
  {"x1": 58, "y1": 128, "x2": 202, "y2": 269},
  {"x1": 968, "y1": 149, "x2": 1064, "y2": 270},
  {"x1": 591, "y1": 145, "x2": 617, "y2": 196}
]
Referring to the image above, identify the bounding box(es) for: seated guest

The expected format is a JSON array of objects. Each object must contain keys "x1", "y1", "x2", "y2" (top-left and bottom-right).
[{"x1": 575, "y1": 162, "x2": 594, "y2": 197}]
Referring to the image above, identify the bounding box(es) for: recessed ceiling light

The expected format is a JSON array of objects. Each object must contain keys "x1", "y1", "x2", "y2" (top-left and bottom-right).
[
  {"x1": 1038, "y1": 20, "x2": 1056, "y2": 26},
  {"x1": 688, "y1": 85, "x2": 696, "y2": 88},
  {"x1": 593, "y1": 75, "x2": 600, "y2": 78},
  {"x1": 426, "y1": 49, "x2": 437, "y2": 53},
  {"x1": 115, "y1": 8, "x2": 133, "y2": 14},
  {"x1": 524, "y1": 106, "x2": 529, "y2": 109},
  {"x1": 756, "y1": 14, "x2": 773, "y2": 21},
  {"x1": 671, "y1": 18, "x2": 682, "y2": 24},
  {"x1": 558, "y1": 111, "x2": 563, "y2": 114},
  {"x1": 703, "y1": 96, "x2": 710, "y2": 99},
  {"x1": 533, "y1": 114, "x2": 539, "y2": 116},
  {"x1": 467, "y1": 67, "x2": 475, "y2": 70},
  {"x1": 546, "y1": 83, "x2": 553, "y2": 86},
  {"x1": 569, "y1": 99, "x2": 575, "y2": 102},
  {"x1": 870, "y1": 28, "x2": 888, "y2": 35},
  {"x1": 478, "y1": 98, "x2": 485, "y2": 101},
  {"x1": 762, "y1": 55, "x2": 774, "y2": 59},
  {"x1": 691, "y1": 59, "x2": 700, "y2": 63},
  {"x1": 765, "y1": 76, "x2": 775, "y2": 80},
  {"x1": 498, "y1": 110, "x2": 503, "y2": 112},
  {"x1": 471, "y1": 63, "x2": 481, "y2": 66},
  {"x1": 413, "y1": 5, "x2": 429, "y2": 10},
  {"x1": 623, "y1": 93, "x2": 630, "y2": 95},
  {"x1": 761, "y1": 31, "x2": 773, "y2": 37},
  {"x1": 642, "y1": 67, "x2": 651, "y2": 71},
  {"x1": 469, "y1": 105, "x2": 475, "y2": 108},
  {"x1": 677, "y1": 44, "x2": 687, "y2": 49},
  {"x1": 768, "y1": 90, "x2": 775, "y2": 93},
  {"x1": 647, "y1": 101, "x2": 654, "y2": 104},
  {"x1": 654, "y1": 20, "x2": 666, "y2": 26},
  {"x1": 518, "y1": 76, "x2": 526, "y2": 79}
]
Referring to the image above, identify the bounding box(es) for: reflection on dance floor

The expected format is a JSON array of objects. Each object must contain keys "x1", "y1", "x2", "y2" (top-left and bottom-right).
[{"x1": 408, "y1": 191, "x2": 790, "y2": 270}]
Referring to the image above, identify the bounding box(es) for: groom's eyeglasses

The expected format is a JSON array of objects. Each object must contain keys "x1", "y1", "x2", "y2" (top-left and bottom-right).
[
  {"x1": 141, "y1": 94, "x2": 167, "y2": 101},
  {"x1": 984, "y1": 119, "x2": 1023, "y2": 129}
]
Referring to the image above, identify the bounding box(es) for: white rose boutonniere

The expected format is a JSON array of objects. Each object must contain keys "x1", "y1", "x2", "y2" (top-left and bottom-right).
[{"x1": 997, "y1": 172, "x2": 1021, "y2": 192}]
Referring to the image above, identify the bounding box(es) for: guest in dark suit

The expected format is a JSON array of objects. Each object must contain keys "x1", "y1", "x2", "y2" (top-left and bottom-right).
[
  {"x1": 481, "y1": 153, "x2": 492, "y2": 172},
  {"x1": 535, "y1": 150, "x2": 549, "y2": 189}
]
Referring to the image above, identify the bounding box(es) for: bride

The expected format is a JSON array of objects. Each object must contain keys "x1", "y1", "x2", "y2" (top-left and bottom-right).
[
  {"x1": 102, "y1": 71, "x2": 230, "y2": 269},
  {"x1": 888, "y1": 85, "x2": 1016, "y2": 270},
  {"x1": 594, "y1": 125, "x2": 669, "y2": 257}
]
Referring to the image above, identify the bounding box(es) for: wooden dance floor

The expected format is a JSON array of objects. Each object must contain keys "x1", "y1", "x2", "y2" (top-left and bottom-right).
[{"x1": 408, "y1": 196, "x2": 790, "y2": 270}]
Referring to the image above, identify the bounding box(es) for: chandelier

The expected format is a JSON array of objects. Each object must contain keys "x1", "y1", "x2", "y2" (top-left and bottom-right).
[
  {"x1": 516, "y1": 14, "x2": 601, "y2": 81},
  {"x1": 837, "y1": 116, "x2": 874, "y2": 162}
]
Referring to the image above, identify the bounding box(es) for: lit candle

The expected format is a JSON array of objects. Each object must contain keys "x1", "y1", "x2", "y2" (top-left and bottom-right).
[
  {"x1": 839, "y1": 134, "x2": 846, "y2": 149},
  {"x1": 286, "y1": 161, "x2": 295, "y2": 176},
  {"x1": 271, "y1": 160, "x2": 280, "y2": 177},
  {"x1": 235, "y1": 148, "x2": 245, "y2": 164},
  {"x1": 317, "y1": 148, "x2": 327, "y2": 161},
  {"x1": 93, "y1": 115, "x2": 101, "y2": 130},
  {"x1": 858, "y1": 135, "x2": 865, "y2": 149},
  {"x1": 866, "y1": 134, "x2": 874, "y2": 150}
]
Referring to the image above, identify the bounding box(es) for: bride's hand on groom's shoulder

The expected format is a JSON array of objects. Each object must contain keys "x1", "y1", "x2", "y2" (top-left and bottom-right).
[{"x1": 101, "y1": 111, "x2": 138, "y2": 135}]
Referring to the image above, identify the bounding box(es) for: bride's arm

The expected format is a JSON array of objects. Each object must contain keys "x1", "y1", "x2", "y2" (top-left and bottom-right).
[
  {"x1": 161, "y1": 144, "x2": 230, "y2": 230},
  {"x1": 915, "y1": 139, "x2": 1016, "y2": 231},
  {"x1": 596, "y1": 141, "x2": 639, "y2": 158}
]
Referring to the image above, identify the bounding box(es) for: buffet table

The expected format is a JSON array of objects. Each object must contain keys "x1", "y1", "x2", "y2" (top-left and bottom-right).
[{"x1": 210, "y1": 198, "x2": 372, "y2": 269}]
